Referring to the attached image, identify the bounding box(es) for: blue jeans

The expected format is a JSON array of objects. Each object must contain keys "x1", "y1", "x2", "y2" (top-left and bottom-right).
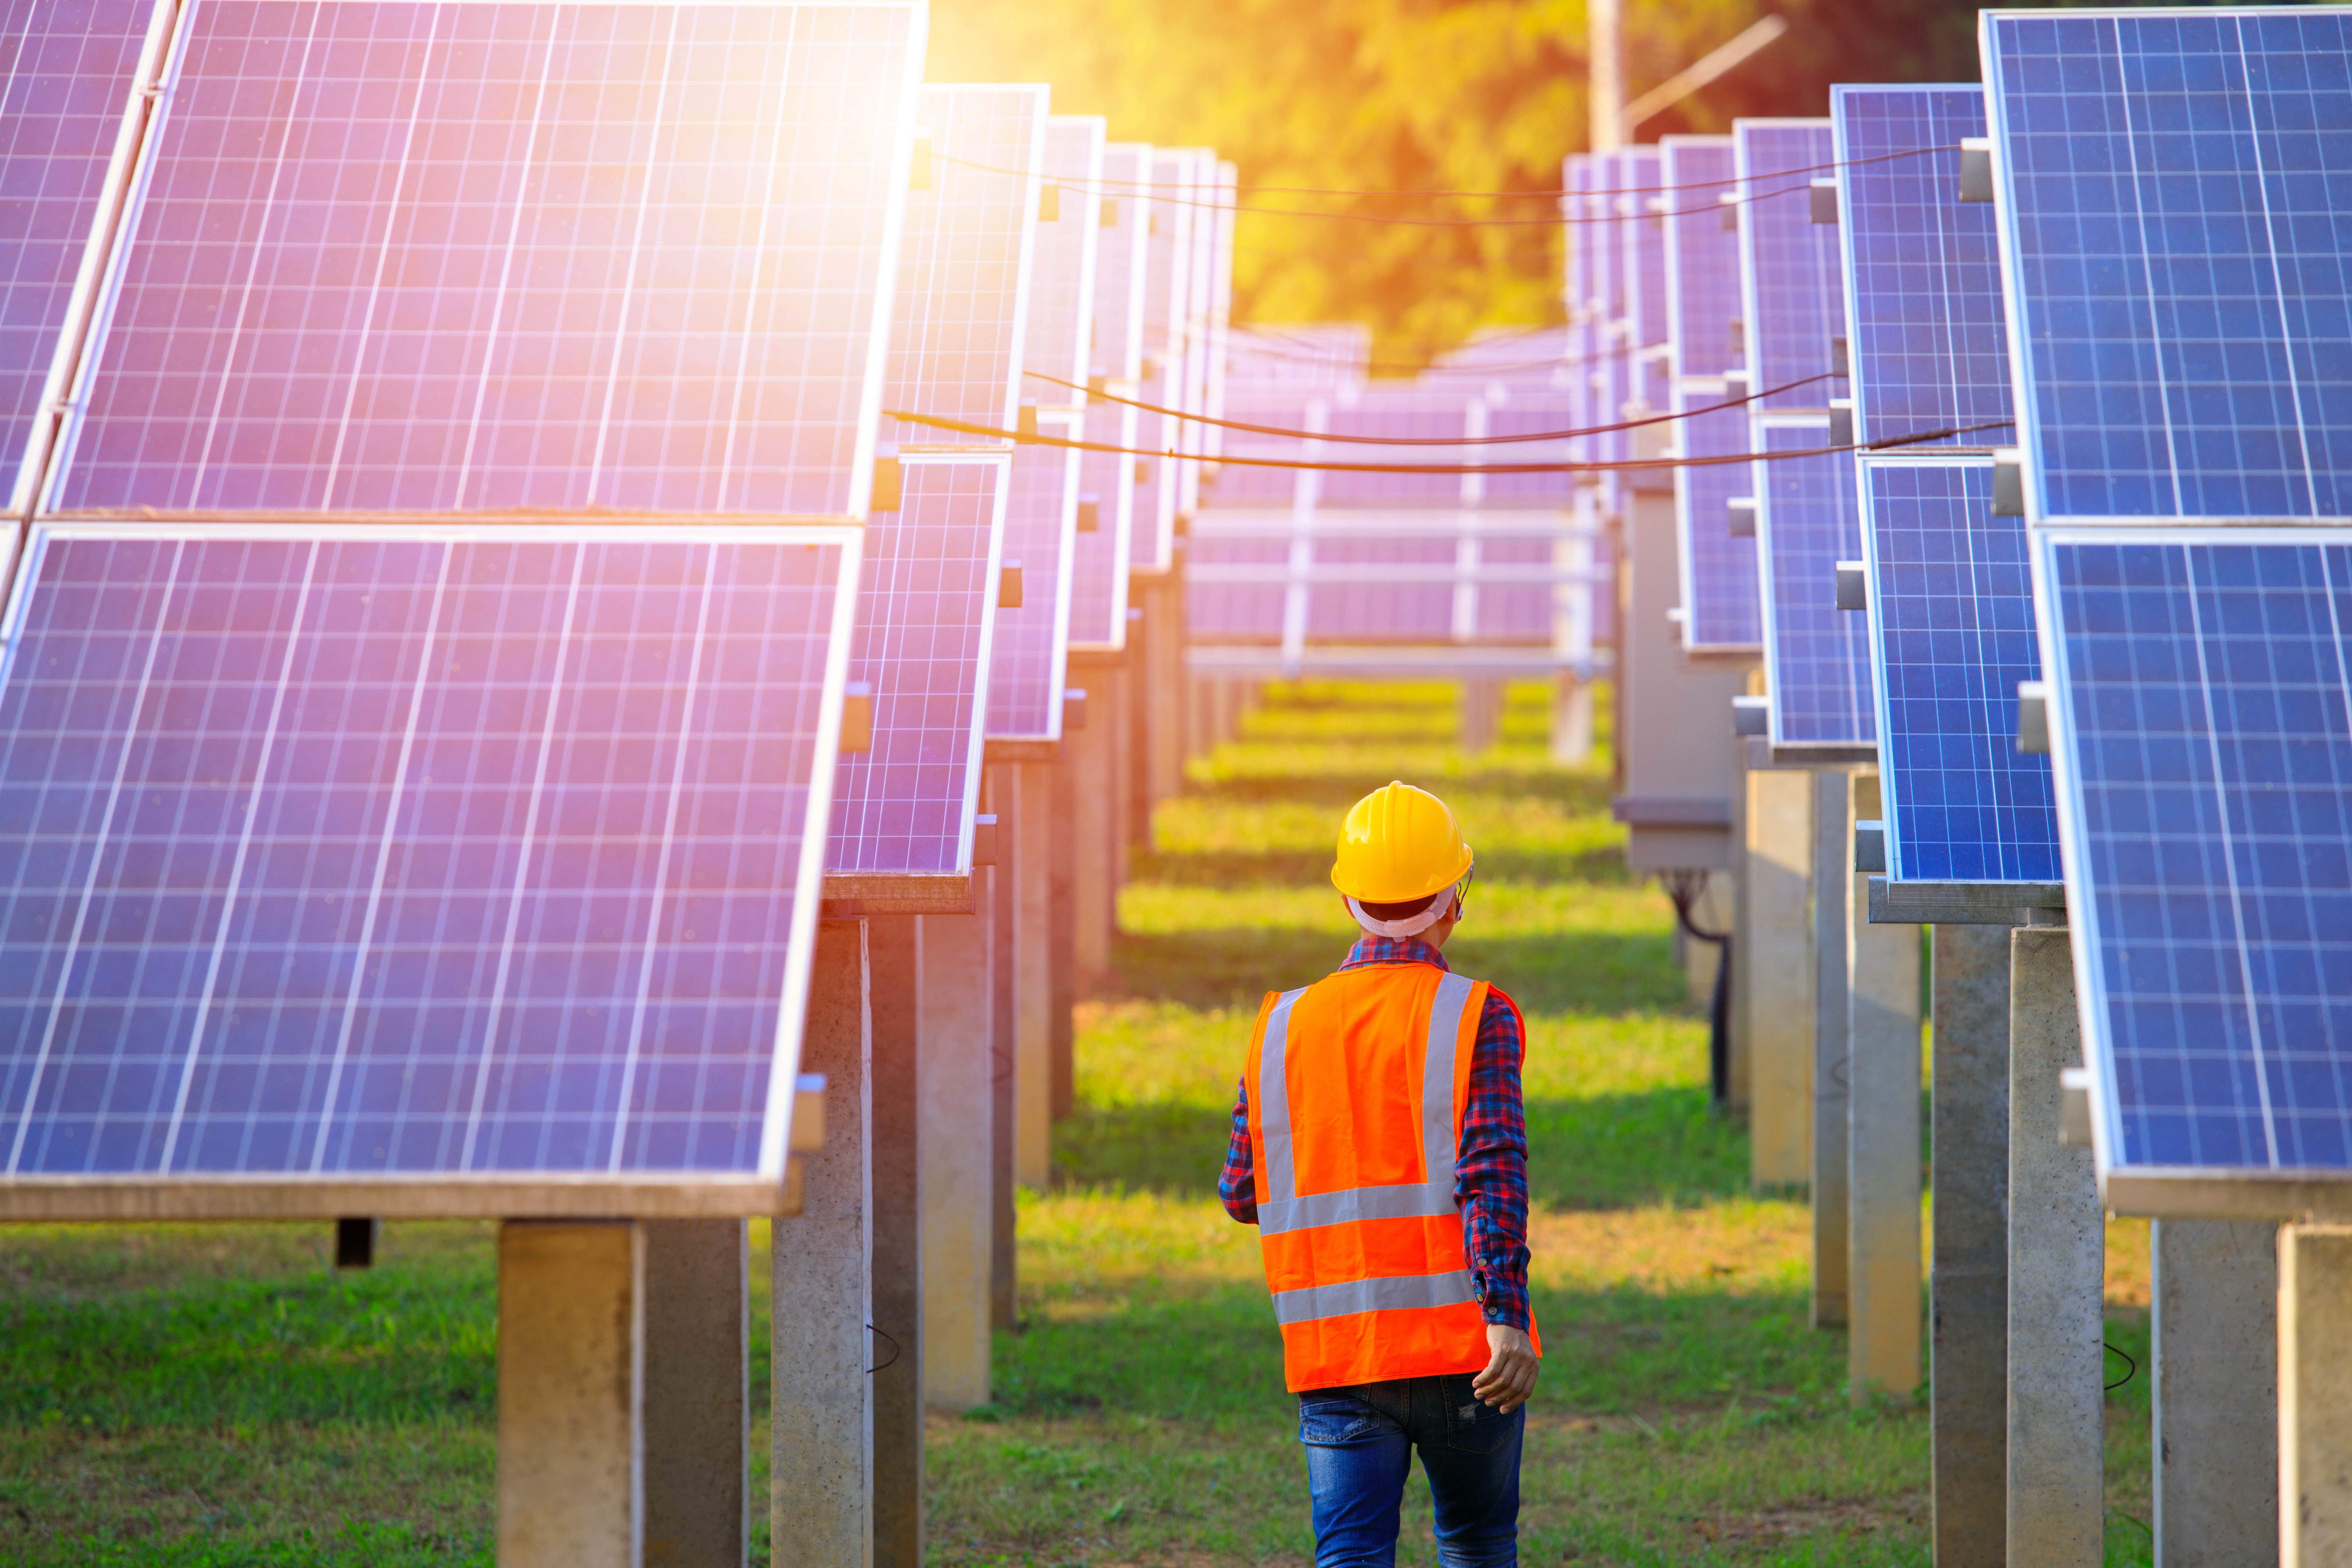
[{"x1": 1297, "y1": 1373, "x2": 1523, "y2": 1568}]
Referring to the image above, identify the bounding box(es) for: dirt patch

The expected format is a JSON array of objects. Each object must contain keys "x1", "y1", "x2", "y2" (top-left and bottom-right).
[{"x1": 1683, "y1": 1496, "x2": 1921, "y2": 1546}]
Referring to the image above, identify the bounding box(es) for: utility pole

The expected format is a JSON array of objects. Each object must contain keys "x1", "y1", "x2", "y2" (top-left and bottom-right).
[{"x1": 1589, "y1": 0, "x2": 1623, "y2": 151}]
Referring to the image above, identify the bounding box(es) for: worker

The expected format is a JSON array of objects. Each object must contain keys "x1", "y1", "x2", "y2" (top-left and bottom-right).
[{"x1": 1220, "y1": 780, "x2": 1538, "y2": 1568}]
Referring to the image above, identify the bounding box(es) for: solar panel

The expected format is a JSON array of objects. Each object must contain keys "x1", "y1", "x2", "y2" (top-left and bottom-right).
[
  {"x1": 1224, "y1": 325, "x2": 1368, "y2": 395},
  {"x1": 1176, "y1": 149, "x2": 1224, "y2": 518},
  {"x1": 1983, "y1": 10, "x2": 2352, "y2": 524},
  {"x1": 1754, "y1": 425, "x2": 1875, "y2": 747},
  {"x1": 0, "y1": 0, "x2": 168, "y2": 517},
  {"x1": 0, "y1": 520, "x2": 859, "y2": 1196},
  {"x1": 987, "y1": 115, "x2": 1102, "y2": 744},
  {"x1": 1067, "y1": 142, "x2": 1150, "y2": 651},
  {"x1": 1479, "y1": 389, "x2": 1580, "y2": 508},
  {"x1": 2034, "y1": 526, "x2": 2352, "y2": 1191},
  {"x1": 1129, "y1": 147, "x2": 1199, "y2": 574},
  {"x1": 1862, "y1": 459, "x2": 2058, "y2": 881},
  {"x1": 829, "y1": 454, "x2": 1004, "y2": 879},
  {"x1": 1204, "y1": 161, "x2": 1238, "y2": 446},
  {"x1": 1831, "y1": 85, "x2": 2012, "y2": 452},
  {"x1": 1316, "y1": 390, "x2": 1474, "y2": 507},
  {"x1": 1735, "y1": 121, "x2": 1842, "y2": 414},
  {"x1": 48, "y1": 0, "x2": 926, "y2": 518},
  {"x1": 1662, "y1": 135, "x2": 1760, "y2": 653},
  {"x1": 875, "y1": 83, "x2": 1048, "y2": 448}
]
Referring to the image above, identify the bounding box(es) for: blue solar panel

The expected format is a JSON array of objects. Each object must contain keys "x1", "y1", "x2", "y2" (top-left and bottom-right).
[
  {"x1": 1832, "y1": 85, "x2": 2013, "y2": 452},
  {"x1": 1984, "y1": 11, "x2": 2352, "y2": 523},
  {"x1": 49, "y1": 1, "x2": 924, "y2": 518},
  {"x1": 1675, "y1": 393, "x2": 1762, "y2": 651},
  {"x1": 830, "y1": 455, "x2": 1002, "y2": 876},
  {"x1": 1863, "y1": 459, "x2": 2058, "y2": 881},
  {"x1": 1, "y1": 0, "x2": 165, "y2": 516},
  {"x1": 876, "y1": 84, "x2": 1048, "y2": 447},
  {"x1": 988, "y1": 116, "x2": 1102, "y2": 743},
  {"x1": 1755, "y1": 425, "x2": 1874, "y2": 746},
  {"x1": 2037, "y1": 527, "x2": 2352, "y2": 1178},
  {"x1": 0, "y1": 522, "x2": 857, "y2": 1185},
  {"x1": 1664, "y1": 137, "x2": 1740, "y2": 382},
  {"x1": 1736, "y1": 121, "x2": 1842, "y2": 413},
  {"x1": 1068, "y1": 141, "x2": 1149, "y2": 651},
  {"x1": 1662, "y1": 135, "x2": 1759, "y2": 652}
]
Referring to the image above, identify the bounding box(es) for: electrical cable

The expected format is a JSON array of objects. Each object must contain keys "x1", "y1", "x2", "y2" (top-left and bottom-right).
[
  {"x1": 1025, "y1": 368, "x2": 1830, "y2": 446},
  {"x1": 936, "y1": 141, "x2": 1951, "y2": 202},
  {"x1": 1661, "y1": 870, "x2": 1734, "y2": 1112},
  {"x1": 868, "y1": 1324, "x2": 903, "y2": 1374},
  {"x1": 2105, "y1": 1341, "x2": 2137, "y2": 1393},
  {"x1": 881, "y1": 406, "x2": 2015, "y2": 475}
]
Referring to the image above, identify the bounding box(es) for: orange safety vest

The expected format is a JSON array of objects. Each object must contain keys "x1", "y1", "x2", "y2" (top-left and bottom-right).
[{"x1": 1244, "y1": 961, "x2": 1537, "y2": 1393}]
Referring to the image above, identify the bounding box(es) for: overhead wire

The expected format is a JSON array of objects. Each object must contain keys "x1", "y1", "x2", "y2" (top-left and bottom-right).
[
  {"x1": 880, "y1": 407, "x2": 2017, "y2": 474},
  {"x1": 1024, "y1": 368, "x2": 1835, "y2": 446}
]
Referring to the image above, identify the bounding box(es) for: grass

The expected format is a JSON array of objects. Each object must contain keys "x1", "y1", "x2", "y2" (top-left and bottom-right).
[{"x1": 0, "y1": 679, "x2": 2157, "y2": 1566}]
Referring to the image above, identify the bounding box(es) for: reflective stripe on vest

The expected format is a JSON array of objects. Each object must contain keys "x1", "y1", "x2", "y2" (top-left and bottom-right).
[
  {"x1": 1255, "y1": 971, "x2": 1475, "y2": 1237},
  {"x1": 1270, "y1": 1268, "x2": 1480, "y2": 1326}
]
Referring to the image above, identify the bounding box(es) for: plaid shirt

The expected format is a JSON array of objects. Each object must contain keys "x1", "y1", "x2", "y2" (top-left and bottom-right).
[{"x1": 1219, "y1": 934, "x2": 1532, "y2": 1332}]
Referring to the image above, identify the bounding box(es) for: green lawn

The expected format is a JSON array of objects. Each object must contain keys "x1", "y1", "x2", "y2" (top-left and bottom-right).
[{"x1": 0, "y1": 679, "x2": 2157, "y2": 1566}]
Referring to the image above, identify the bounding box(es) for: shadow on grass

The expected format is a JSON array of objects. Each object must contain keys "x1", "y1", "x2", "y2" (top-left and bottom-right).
[
  {"x1": 1110, "y1": 927, "x2": 1685, "y2": 1015},
  {"x1": 1056, "y1": 1088, "x2": 1746, "y2": 1212}
]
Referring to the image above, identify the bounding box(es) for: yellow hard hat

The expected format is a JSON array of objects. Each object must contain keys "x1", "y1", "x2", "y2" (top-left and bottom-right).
[{"x1": 1331, "y1": 782, "x2": 1475, "y2": 903}]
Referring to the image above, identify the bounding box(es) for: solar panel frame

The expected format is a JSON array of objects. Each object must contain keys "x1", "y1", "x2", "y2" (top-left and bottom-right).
[
  {"x1": 1982, "y1": 8, "x2": 2352, "y2": 527},
  {"x1": 2032, "y1": 523, "x2": 2352, "y2": 1213},
  {"x1": 46, "y1": 0, "x2": 928, "y2": 520},
  {"x1": 1830, "y1": 84, "x2": 2014, "y2": 454},
  {"x1": 0, "y1": 516, "x2": 862, "y2": 1218},
  {"x1": 0, "y1": 0, "x2": 175, "y2": 518},
  {"x1": 1663, "y1": 135, "x2": 1760, "y2": 653},
  {"x1": 987, "y1": 115, "x2": 1102, "y2": 745},
  {"x1": 876, "y1": 82, "x2": 1048, "y2": 448},
  {"x1": 1753, "y1": 421, "x2": 1876, "y2": 748},
  {"x1": 1735, "y1": 120, "x2": 1843, "y2": 415},
  {"x1": 1129, "y1": 146, "x2": 1198, "y2": 574},
  {"x1": 1860, "y1": 455, "x2": 2059, "y2": 883},
  {"x1": 826, "y1": 450, "x2": 1006, "y2": 887},
  {"x1": 1067, "y1": 141, "x2": 1151, "y2": 652}
]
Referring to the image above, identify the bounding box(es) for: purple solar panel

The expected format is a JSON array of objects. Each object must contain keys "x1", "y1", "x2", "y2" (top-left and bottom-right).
[
  {"x1": 1, "y1": 0, "x2": 165, "y2": 516},
  {"x1": 1068, "y1": 141, "x2": 1150, "y2": 651},
  {"x1": 51, "y1": 1, "x2": 927, "y2": 518}
]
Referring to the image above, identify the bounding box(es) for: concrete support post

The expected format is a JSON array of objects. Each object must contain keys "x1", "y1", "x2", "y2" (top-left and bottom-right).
[
  {"x1": 499, "y1": 1220, "x2": 644, "y2": 1568},
  {"x1": 1550, "y1": 675, "x2": 1593, "y2": 766},
  {"x1": 1727, "y1": 747, "x2": 1751, "y2": 1118},
  {"x1": 643, "y1": 1219, "x2": 747, "y2": 1568},
  {"x1": 1066, "y1": 651, "x2": 1118, "y2": 981},
  {"x1": 2007, "y1": 921, "x2": 2103, "y2": 1566},
  {"x1": 920, "y1": 910, "x2": 993, "y2": 1411},
  {"x1": 1929, "y1": 923, "x2": 2011, "y2": 1567},
  {"x1": 1143, "y1": 575, "x2": 1184, "y2": 820},
  {"x1": 984, "y1": 769, "x2": 1016, "y2": 1331},
  {"x1": 1049, "y1": 750, "x2": 1078, "y2": 1124},
  {"x1": 2282, "y1": 1224, "x2": 2352, "y2": 1568},
  {"x1": 1013, "y1": 762, "x2": 1056, "y2": 1189},
  {"x1": 866, "y1": 918, "x2": 923, "y2": 1568},
  {"x1": 1846, "y1": 774, "x2": 1920, "y2": 1400},
  {"x1": 2152, "y1": 1219, "x2": 2277, "y2": 1566},
  {"x1": 1121, "y1": 608, "x2": 1148, "y2": 860},
  {"x1": 1811, "y1": 768, "x2": 1849, "y2": 1325},
  {"x1": 1461, "y1": 678, "x2": 1505, "y2": 754},
  {"x1": 772, "y1": 919, "x2": 872, "y2": 1568},
  {"x1": 1747, "y1": 767, "x2": 1814, "y2": 1190}
]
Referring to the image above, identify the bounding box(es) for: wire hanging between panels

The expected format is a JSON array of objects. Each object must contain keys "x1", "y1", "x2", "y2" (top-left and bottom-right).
[
  {"x1": 880, "y1": 408, "x2": 2017, "y2": 475},
  {"x1": 1025, "y1": 368, "x2": 1834, "y2": 446}
]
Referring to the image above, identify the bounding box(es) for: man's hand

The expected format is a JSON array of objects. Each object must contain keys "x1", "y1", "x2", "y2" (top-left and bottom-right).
[{"x1": 1471, "y1": 1324, "x2": 1539, "y2": 1414}]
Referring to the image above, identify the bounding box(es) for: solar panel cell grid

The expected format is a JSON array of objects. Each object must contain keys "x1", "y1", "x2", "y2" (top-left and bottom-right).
[
  {"x1": 2038, "y1": 528, "x2": 2352, "y2": 1175},
  {"x1": 53, "y1": 0, "x2": 924, "y2": 518},
  {"x1": 1662, "y1": 137, "x2": 1739, "y2": 383},
  {"x1": 1737, "y1": 121, "x2": 1843, "y2": 414},
  {"x1": 1675, "y1": 391, "x2": 1762, "y2": 650},
  {"x1": 877, "y1": 83, "x2": 1046, "y2": 448},
  {"x1": 1864, "y1": 460, "x2": 2058, "y2": 881},
  {"x1": 1756, "y1": 423, "x2": 1874, "y2": 745},
  {"x1": 1984, "y1": 10, "x2": 2352, "y2": 523},
  {"x1": 1066, "y1": 141, "x2": 1150, "y2": 651},
  {"x1": 829, "y1": 456, "x2": 1001, "y2": 875},
  {"x1": 0, "y1": 0, "x2": 162, "y2": 514},
  {"x1": 1832, "y1": 85, "x2": 2012, "y2": 452},
  {"x1": 1129, "y1": 147, "x2": 1197, "y2": 573},
  {"x1": 0, "y1": 522, "x2": 854, "y2": 1184}
]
